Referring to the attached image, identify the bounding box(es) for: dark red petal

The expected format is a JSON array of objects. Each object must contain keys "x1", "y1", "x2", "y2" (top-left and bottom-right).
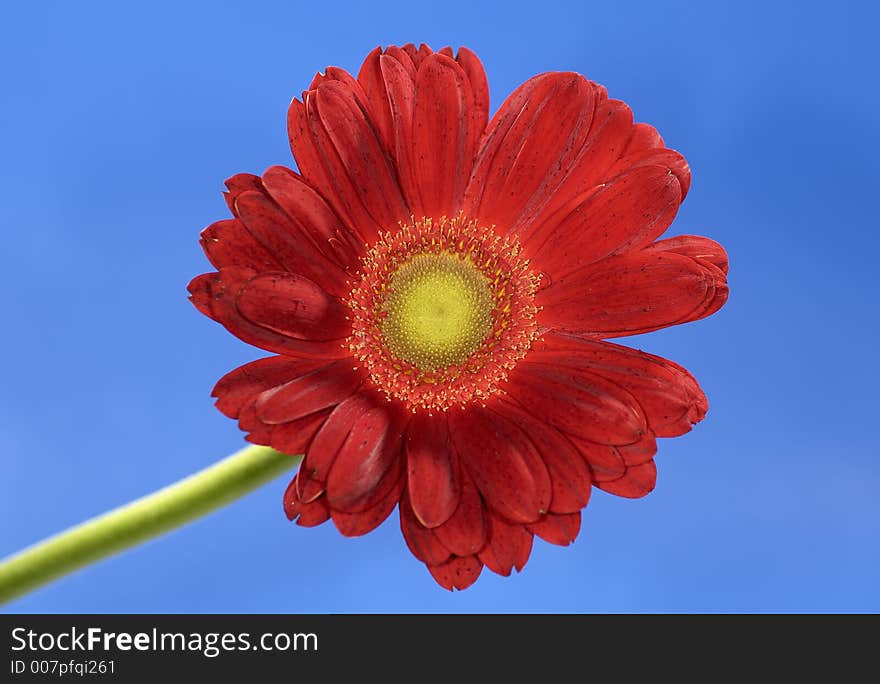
[
  {"x1": 325, "y1": 406, "x2": 406, "y2": 513},
  {"x1": 357, "y1": 47, "x2": 396, "y2": 154},
  {"x1": 296, "y1": 392, "x2": 373, "y2": 503},
  {"x1": 256, "y1": 361, "x2": 362, "y2": 425},
  {"x1": 493, "y1": 401, "x2": 591, "y2": 514},
  {"x1": 331, "y1": 472, "x2": 404, "y2": 537},
  {"x1": 538, "y1": 250, "x2": 720, "y2": 338},
  {"x1": 609, "y1": 148, "x2": 691, "y2": 201},
  {"x1": 448, "y1": 407, "x2": 552, "y2": 523},
  {"x1": 617, "y1": 433, "x2": 658, "y2": 466},
  {"x1": 526, "y1": 165, "x2": 682, "y2": 277},
  {"x1": 530, "y1": 335, "x2": 710, "y2": 438},
  {"x1": 399, "y1": 495, "x2": 453, "y2": 566},
  {"x1": 235, "y1": 272, "x2": 350, "y2": 342},
  {"x1": 456, "y1": 47, "x2": 489, "y2": 135},
  {"x1": 478, "y1": 510, "x2": 534, "y2": 576},
  {"x1": 596, "y1": 461, "x2": 658, "y2": 498},
  {"x1": 527, "y1": 512, "x2": 582, "y2": 546},
  {"x1": 405, "y1": 412, "x2": 460, "y2": 528},
  {"x1": 463, "y1": 73, "x2": 596, "y2": 232},
  {"x1": 312, "y1": 81, "x2": 409, "y2": 240},
  {"x1": 622, "y1": 122, "x2": 664, "y2": 155},
  {"x1": 211, "y1": 355, "x2": 327, "y2": 419},
  {"x1": 504, "y1": 362, "x2": 646, "y2": 446},
  {"x1": 187, "y1": 269, "x2": 348, "y2": 358},
  {"x1": 428, "y1": 555, "x2": 483, "y2": 591},
  {"x1": 517, "y1": 98, "x2": 634, "y2": 240},
  {"x1": 200, "y1": 219, "x2": 280, "y2": 272},
  {"x1": 284, "y1": 477, "x2": 331, "y2": 527},
  {"x1": 378, "y1": 54, "x2": 422, "y2": 215},
  {"x1": 412, "y1": 53, "x2": 480, "y2": 217},
  {"x1": 267, "y1": 409, "x2": 332, "y2": 456},
  {"x1": 432, "y1": 465, "x2": 487, "y2": 556},
  {"x1": 643, "y1": 234, "x2": 729, "y2": 274},
  {"x1": 563, "y1": 435, "x2": 627, "y2": 481},
  {"x1": 223, "y1": 173, "x2": 264, "y2": 212}
]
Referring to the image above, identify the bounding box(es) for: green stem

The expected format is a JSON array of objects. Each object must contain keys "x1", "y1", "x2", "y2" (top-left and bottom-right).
[{"x1": 0, "y1": 445, "x2": 300, "y2": 606}]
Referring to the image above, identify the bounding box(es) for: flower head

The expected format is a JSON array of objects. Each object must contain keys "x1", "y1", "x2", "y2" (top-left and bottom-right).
[{"x1": 189, "y1": 43, "x2": 728, "y2": 590}]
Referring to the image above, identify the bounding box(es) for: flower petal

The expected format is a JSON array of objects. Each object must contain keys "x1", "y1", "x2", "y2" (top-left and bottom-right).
[
  {"x1": 325, "y1": 405, "x2": 406, "y2": 513},
  {"x1": 538, "y1": 250, "x2": 721, "y2": 338},
  {"x1": 448, "y1": 407, "x2": 552, "y2": 523},
  {"x1": 199, "y1": 219, "x2": 280, "y2": 272},
  {"x1": 211, "y1": 355, "x2": 328, "y2": 419},
  {"x1": 222, "y1": 172, "x2": 264, "y2": 212},
  {"x1": 255, "y1": 360, "x2": 361, "y2": 425},
  {"x1": 596, "y1": 460, "x2": 658, "y2": 498},
  {"x1": 525, "y1": 164, "x2": 682, "y2": 278},
  {"x1": 463, "y1": 72, "x2": 597, "y2": 232},
  {"x1": 503, "y1": 362, "x2": 646, "y2": 446},
  {"x1": 284, "y1": 478, "x2": 331, "y2": 527},
  {"x1": 288, "y1": 79, "x2": 409, "y2": 245},
  {"x1": 432, "y1": 466, "x2": 487, "y2": 556},
  {"x1": 187, "y1": 269, "x2": 348, "y2": 358},
  {"x1": 493, "y1": 400, "x2": 592, "y2": 514},
  {"x1": 331, "y1": 472, "x2": 404, "y2": 537},
  {"x1": 428, "y1": 555, "x2": 483, "y2": 591},
  {"x1": 527, "y1": 512, "x2": 582, "y2": 546},
  {"x1": 530, "y1": 334, "x2": 710, "y2": 438},
  {"x1": 478, "y1": 510, "x2": 534, "y2": 576},
  {"x1": 405, "y1": 412, "x2": 460, "y2": 528},
  {"x1": 411, "y1": 53, "x2": 481, "y2": 217},
  {"x1": 643, "y1": 234, "x2": 729, "y2": 274},
  {"x1": 235, "y1": 271, "x2": 349, "y2": 342},
  {"x1": 399, "y1": 495, "x2": 453, "y2": 566}
]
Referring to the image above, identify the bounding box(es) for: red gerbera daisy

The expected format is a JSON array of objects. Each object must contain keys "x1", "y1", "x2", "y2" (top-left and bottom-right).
[{"x1": 188, "y1": 43, "x2": 728, "y2": 590}]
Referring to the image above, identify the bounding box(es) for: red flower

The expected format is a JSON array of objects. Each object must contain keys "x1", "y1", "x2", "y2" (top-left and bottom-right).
[{"x1": 189, "y1": 43, "x2": 728, "y2": 590}]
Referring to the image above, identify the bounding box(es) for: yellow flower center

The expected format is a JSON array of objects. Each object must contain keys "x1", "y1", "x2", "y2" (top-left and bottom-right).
[{"x1": 380, "y1": 252, "x2": 494, "y2": 371}]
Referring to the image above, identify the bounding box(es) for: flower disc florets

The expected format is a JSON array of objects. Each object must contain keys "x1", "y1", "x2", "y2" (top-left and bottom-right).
[{"x1": 348, "y1": 215, "x2": 541, "y2": 412}]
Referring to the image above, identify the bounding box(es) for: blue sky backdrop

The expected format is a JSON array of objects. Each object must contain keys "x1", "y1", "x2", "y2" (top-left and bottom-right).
[{"x1": 2, "y1": 0, "x2": 878, "y2": 612}]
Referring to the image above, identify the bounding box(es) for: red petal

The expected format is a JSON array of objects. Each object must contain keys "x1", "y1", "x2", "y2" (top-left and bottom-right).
[
  {"x1": 331, "y1": 472, "x2": 404, "y2": 537},
  {"x1": 617, "y1": 433, "x2": 658, "y2": 466},
  {"x1": 456, "y1": 47, "x2": 489, "y2": 135},
  {"x1": 267, "y1": 409, "x2": 332, "y2": 456},
  {"x1": 504, "y1": 362, "x2": 646, "y2": 446},
  {"x1": 313, "y1": 81, "x2": 409, "y2": 240},
  {"x1": 565, "y1": 436, "x2": 627, "y2": 481},
  {"x1": 530, "y1": 335, "x2": 710, "y2": 438},
  {"x1": 448, "y1": 407, "x2": 552, "y2": 523},
  {"x1": 432, "y1": 466, "x2": 487, "y2": 556},
  {"x1": 526, "y1": 165, "x2": 682, "y2": 278},
  {"x1": 527, "y1": 512, "x2": 582, "y2": 546},
  {"x1": 405, "y1": 412, "x2": 460, "y2": 528},
  {"x1": 234, "y1": 187, "x2": 348, "y2": 297},
  {"x1": 538, "y1": 250, "x2": 720, "y2": 338},
  {"x1": 463, "y1": 73, "x2": 596, "y2": 232},
  {"x1": 222, "y1": 172, "x2": 264, "y2": 212},
  {"x1": 235, "y1": 271, "x2": 349, "y2": 342},
  {"x1": 596, "y1": 460, "x2": 657, "y2": 498},
  {"x1": 493, "y1": 401, "x2": 592, "y2": 514},
  {"x1": 211, "y1": 355, "x2": 327, "y2": 419},
  {"x1": 411, "y1": 53, "x2": 480, "y2": 217},
  {"x1": 357, "y1": 47, "x2": 397, "y2": 154},
  {"x1": 478, "y1": 510, "x2": 534, "y2": 576},
  {"x1": 516, "y1": 98, "x2": 635, "y2": 240},
  {"x1": 200, "y1": 219, "x2": 280, "y2": 272},
  {"x1": 428, "y1": 555, "x2": 483, "y2": 591},
  {"x1": 256, "y1": 361, "x2": 361, "y2": 425},
  {"x1": 284, "y1": 477, "x2": 331, "y2": 527},
  {"x1": 622, "y1": 122, "x2": 664, "y2": 155},
  {"x1": 399, "y1": 495, "x2": 453, "y2": 565},
  {"x1": 325, "y1": 406, "x2": 406, "y2": 513},
  {"x1": 187, "y1": 269, "x2": 348, "y2": 358},
  {"x1": 643, "y1": 234, "x2": 729, "y2": 274},
  {"x1": 378, "y1": 54, "x2": 421, "y2": 215}
]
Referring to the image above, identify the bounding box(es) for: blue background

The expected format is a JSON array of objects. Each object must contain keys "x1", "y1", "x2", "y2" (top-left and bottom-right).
[{"x1": 2, "y1": 0, "x2": 878, "y2": 613}]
